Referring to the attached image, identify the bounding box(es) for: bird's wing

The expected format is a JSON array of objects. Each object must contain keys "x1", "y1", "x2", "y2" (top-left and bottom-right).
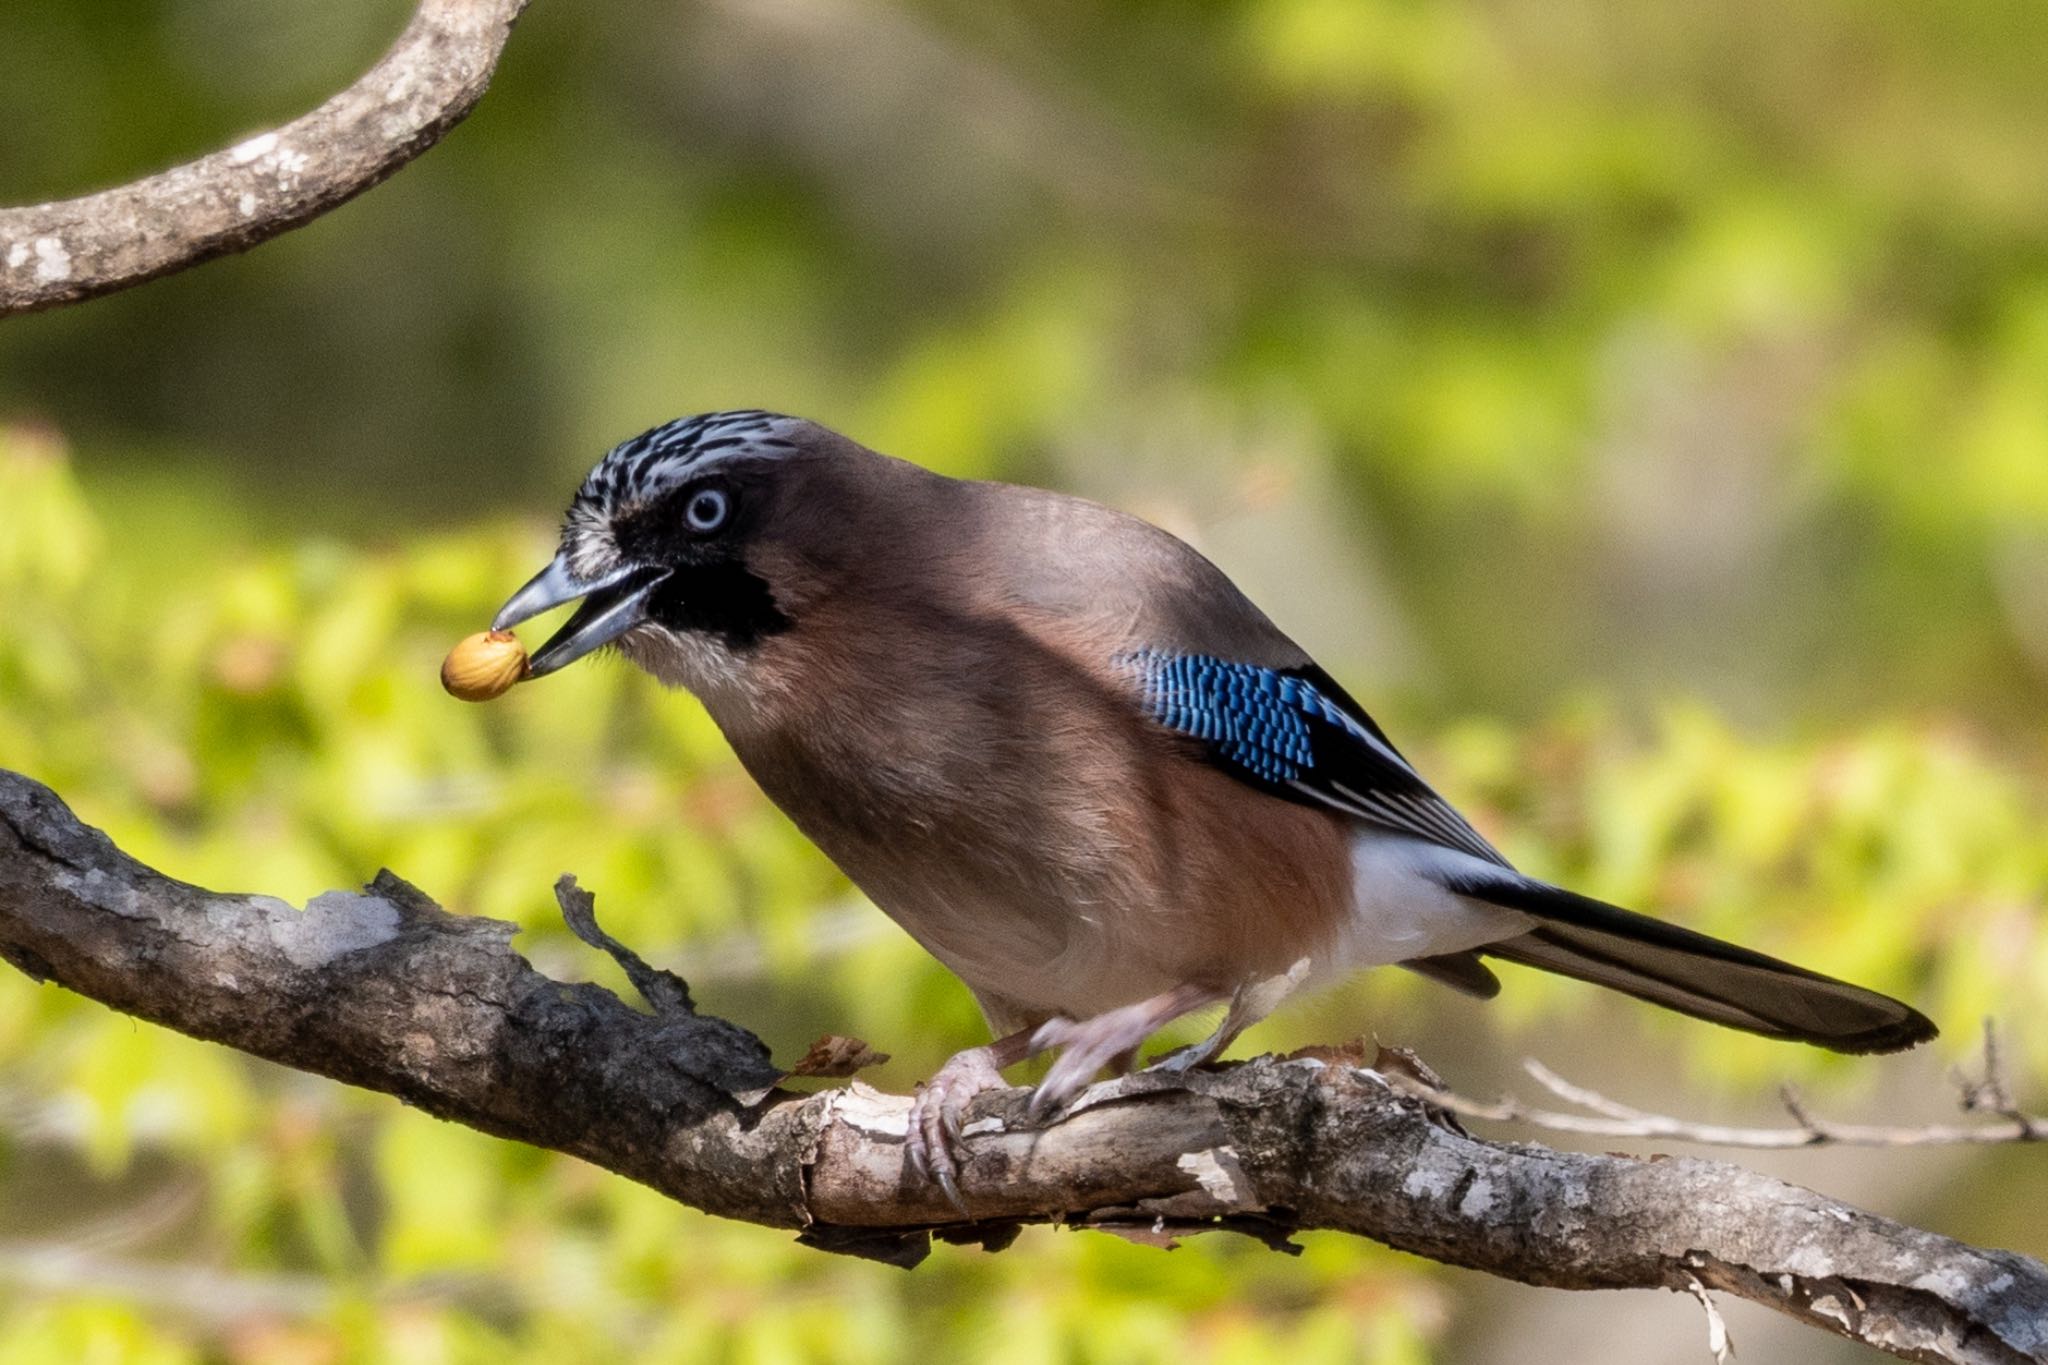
[{"x1": 1119, "y1": 649, "x2": 1511, "y2": 868}]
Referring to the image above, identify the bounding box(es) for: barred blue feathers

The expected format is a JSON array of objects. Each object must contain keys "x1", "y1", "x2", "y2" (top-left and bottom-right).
[
  {"x1": 1121, "y1": 650, "x2": 1363, "y2": 784},
  {"x1": 1120, "y1": 648, "x2": 1508, "y2": 866}
]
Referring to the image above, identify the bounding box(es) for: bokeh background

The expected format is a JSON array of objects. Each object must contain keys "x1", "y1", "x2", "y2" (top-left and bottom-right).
[{"x1": 5, "y1": 0, "x2": 2048, "y2": 1360}]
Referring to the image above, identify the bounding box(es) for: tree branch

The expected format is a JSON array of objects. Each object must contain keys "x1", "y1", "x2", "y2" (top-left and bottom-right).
[
  {"x1": 1392, "y1": 1045, "x2": 2048, "y2": 1150},
  {"x1": 1, "y1": 769, "x2": 2043, "y2": 1364},
  {"x1": 0, "y1": 0, "x2": 529, "y2": 317}
]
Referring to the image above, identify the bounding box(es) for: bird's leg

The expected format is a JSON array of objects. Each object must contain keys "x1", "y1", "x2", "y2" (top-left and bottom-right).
[
  {"x1": 906, "y1": 1025, "x2": 1039, "y2": 1212},
  {"x1": 1028, "y1": 983, "x2": 1226, "y2": 1118},
  {"x1": 1147, "y1": 997, "x2": 1251, "y2": 1074},
  {"x1": 907, "y1": 984, "x2": 1231, "y2": 1210},
  {"x1": 1150, "y1": 957, "x2": 1312, "y2": 1074}
]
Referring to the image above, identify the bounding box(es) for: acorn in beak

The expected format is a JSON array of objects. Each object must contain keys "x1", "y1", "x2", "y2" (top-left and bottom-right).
[{"x1": 492, "y1": 557, "x2": 672, "y2": 678}]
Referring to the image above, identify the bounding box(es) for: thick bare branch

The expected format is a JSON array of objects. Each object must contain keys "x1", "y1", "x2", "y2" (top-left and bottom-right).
[
  {"x1": 0, "y1": 0, "x2": 528, "y2": 317},
  {"x1": 0, "y1": 768, "x2": 2043, "y2": 1363}
]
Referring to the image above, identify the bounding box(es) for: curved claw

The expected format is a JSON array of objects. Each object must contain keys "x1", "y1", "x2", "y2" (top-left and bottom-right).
[
  {"x1": 933, "y1": 1166, "x2": 965, "y2": 1216},
  {"x1": 904, "y1": 1045, "x2": 1008, "y2": 1213}
]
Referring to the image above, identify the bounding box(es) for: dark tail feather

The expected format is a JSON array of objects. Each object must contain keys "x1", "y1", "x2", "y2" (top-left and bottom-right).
[
  {"x1": 1449, "y1": 876, "x2": 1936, "y2": 1055},
  {"x1": 1402, "y1": 951, "x2": 1502, "y2": 999}
]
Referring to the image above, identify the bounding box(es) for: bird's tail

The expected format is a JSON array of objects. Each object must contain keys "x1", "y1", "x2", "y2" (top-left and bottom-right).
[{"x1": 1446, "y1": 874, "x2": 1936, "y2": 1055}]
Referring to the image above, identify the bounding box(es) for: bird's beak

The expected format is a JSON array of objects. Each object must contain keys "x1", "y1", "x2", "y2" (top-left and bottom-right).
[{"x1": 493, "y1": 556, "x2": 672, "y2": 678}]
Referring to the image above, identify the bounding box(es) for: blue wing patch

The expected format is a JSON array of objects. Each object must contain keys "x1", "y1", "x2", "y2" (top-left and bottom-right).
[
  {"x1": 1122, "y1": 651, "x2": 1357, "y2": 783},
  {"x1": 1120, "y1": 649, "x2": 1508, "y2": 866}
]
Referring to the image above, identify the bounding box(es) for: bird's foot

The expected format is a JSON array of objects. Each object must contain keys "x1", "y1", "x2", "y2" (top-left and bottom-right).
[
  {"x1": 1029, "y1": 1014, "x2": 1135, "y2": 1117},
  {"x1": 1028, "y1": 984, "x2": 1223, "y2": 1119},
  {"x1": 906, "y1": 1044, "x2": 1010, "y2": 1213}
]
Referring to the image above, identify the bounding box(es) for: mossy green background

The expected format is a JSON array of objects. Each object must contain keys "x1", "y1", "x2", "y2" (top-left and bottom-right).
[{"x1": 3, "y1": 1, "x2": 2047, "y2": 1360}]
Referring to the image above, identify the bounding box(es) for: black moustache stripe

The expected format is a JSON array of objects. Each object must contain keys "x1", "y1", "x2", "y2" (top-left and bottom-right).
[{"x1": 644, "y1": 560, "x2": 792, "y2": 649}]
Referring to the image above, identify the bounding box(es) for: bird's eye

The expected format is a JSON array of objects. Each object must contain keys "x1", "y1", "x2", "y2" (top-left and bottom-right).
[{"x1": 685, "y1": 487, "x2": 730, "y2": 533}]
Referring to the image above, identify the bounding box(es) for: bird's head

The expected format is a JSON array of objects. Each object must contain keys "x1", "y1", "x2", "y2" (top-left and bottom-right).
[{"x1": 495, "y1": 410, "x2": 884, "y2": 697}]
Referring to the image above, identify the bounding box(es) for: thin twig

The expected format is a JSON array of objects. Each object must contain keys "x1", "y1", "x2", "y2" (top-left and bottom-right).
[
  {"x1": 1954, "y1": 1019, "x2": 2048, "y2": 1137},
  {"x1": 555, "y1": 874, "x2": 694, "y2": 1016},
  {"x1": 1394, "y1": 1037, "x2": 2048, "y2": 1150},
  {"x1": 49, "y1": 1178, "x2": 203, "y2": 1257}
]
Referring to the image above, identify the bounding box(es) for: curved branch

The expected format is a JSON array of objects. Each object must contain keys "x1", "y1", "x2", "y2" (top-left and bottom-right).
[
  {"x1": 0, "y1": 0, "x2": 529, "y2": 317},
  {"x1": 0, "y1": 769, "x2": 2043, "y2": 1364}
]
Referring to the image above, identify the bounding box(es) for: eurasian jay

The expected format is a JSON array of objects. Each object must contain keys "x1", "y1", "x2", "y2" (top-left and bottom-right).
[{"x1": 495, "y1": 410, "x2": 1936, "y2": 1200}]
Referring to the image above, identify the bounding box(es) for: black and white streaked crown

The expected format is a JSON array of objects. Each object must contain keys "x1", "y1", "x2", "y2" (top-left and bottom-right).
[{"x1": 574, "y1": 410, "x2": 801, "y2": 512}]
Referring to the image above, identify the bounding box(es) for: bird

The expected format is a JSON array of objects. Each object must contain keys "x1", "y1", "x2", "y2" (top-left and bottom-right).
[{"x1": 494, "y1": 409, "x2": 1937, "y2": 1203}]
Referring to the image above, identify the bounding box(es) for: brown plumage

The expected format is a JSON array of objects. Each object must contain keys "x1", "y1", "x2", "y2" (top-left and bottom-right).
[
  {"x1": 494, "y1": 411, "x2": 1938, "y2": 1201},
  {"x1": 658, "y1": 442, "x2": 1352, "y2": 1030}
]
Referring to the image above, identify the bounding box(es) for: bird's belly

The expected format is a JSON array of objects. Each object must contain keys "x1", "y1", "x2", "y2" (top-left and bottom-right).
[
  {"x1": 724, "y1": 687, "x2": 1360, "y2": 1023},
  {"x1": 807, "y1": 795, "x2": 1361, "y2": 1025},
  {"x1": 822, "y1": 842, "x2": 1189, "y2": 1022}
]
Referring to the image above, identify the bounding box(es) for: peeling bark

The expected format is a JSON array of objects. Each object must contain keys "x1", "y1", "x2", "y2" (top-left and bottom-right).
[
  {"x1": 0, "y1": 0, "x2": 528, "y2": 317},
  {"x1": 1, "y1": 769, "x2": 2042, "y2": 1362}
]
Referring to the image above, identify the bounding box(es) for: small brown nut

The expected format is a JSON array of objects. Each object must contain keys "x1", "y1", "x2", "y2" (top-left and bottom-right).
[{"x1": 440, "y1": 630, "x2": 528, "y2": 702}]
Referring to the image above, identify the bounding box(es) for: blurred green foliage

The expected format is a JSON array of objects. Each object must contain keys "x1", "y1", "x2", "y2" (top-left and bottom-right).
[
  {"x1": 5, "y1": 0, "x2": 2048, "y2": 1359},
  {"x1": 8, "y1": 0, "x2": 2048, "y2": 731}
]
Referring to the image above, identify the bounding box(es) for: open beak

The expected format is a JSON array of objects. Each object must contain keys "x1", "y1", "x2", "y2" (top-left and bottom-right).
[{"x1": 493, "y1": 556, "x2": 671, "y2": 678}]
